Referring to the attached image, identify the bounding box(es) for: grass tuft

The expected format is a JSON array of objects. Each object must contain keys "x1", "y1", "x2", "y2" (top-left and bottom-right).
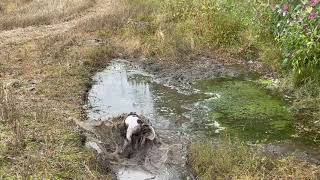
[{"x1": 0, "y1": 85, "x2": 25, "y2": 156}]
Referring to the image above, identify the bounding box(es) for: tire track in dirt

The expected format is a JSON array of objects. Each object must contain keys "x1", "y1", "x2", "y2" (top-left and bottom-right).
[{"x1": 0, "y1": 0, "x2": 115, "y2": 48}]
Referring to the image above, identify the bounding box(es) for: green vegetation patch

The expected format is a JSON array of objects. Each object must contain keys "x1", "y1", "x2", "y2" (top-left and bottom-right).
[
  {"x1": 196, "y1": 78, "x2": 294, "y2": 142},
  {"x1": 188, "y1": 140, "x2": 320, "y2": 180}
]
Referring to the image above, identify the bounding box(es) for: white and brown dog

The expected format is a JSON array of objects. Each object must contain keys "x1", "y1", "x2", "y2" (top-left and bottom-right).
[{"x1": 122, "y1": 112, "x2": 156, "y2": 152}]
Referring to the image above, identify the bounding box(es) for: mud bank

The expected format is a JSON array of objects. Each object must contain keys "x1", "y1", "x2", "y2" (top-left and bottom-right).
[{"x1": 139, "y1": 57, "x2": 258, "y2": 94}]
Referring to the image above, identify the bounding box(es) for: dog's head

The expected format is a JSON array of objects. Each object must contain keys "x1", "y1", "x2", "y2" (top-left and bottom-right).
[{"x1": 128, "y1": 112, "x2": 138, "y2": 116}]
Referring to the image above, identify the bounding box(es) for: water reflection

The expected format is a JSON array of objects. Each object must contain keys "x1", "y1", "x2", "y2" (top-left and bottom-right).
[{"x1": 87, "y1": 60, "x2": 156, "y2": 120}]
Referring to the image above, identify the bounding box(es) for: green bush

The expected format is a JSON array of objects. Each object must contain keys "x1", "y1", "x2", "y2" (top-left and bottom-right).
[{"x1": 273, "y1": 0, "x2": 320, "y2": 85}]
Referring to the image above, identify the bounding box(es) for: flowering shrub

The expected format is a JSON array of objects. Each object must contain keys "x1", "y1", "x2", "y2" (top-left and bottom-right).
[{"x1": 273, "y1": 0, "x2": 320, "y2": 83}]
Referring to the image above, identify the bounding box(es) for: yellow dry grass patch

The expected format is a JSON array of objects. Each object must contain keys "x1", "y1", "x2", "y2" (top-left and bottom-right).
[{"x1": 0, "y1": 0, "x2": 95, "y2": 30}]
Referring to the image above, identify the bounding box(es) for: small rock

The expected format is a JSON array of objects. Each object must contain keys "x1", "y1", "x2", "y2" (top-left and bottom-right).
[{"x1": 86, "y1": 141, "x2": 103, "y2": 154}]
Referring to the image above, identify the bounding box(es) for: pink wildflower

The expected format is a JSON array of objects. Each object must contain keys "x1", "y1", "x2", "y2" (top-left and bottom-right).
[
  {"x1": 309, "y1": 12, "x2": 318, "y2": 20},
  {"x1": 283, "y1": 4, "x2": 289, "y2": 12},
  {"x1": 310, "y1": 0, "x2": 319, "y2": 7}
]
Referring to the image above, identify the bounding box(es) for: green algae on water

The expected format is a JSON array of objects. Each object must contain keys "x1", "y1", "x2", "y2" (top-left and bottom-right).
[{"x1": 195, "y1": 78, "x2": 295, "y2": 142}]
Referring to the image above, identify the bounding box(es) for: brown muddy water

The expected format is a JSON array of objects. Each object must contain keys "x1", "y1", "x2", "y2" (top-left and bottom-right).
[{"x1": 84, "y1": 59, "x2": 320, "y2": 179}]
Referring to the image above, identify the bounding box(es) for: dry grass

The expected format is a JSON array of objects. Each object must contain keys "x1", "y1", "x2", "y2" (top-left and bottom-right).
[
  {"x1": 188, "y1": 140, "x2": 320, "y2": 180},
  {"x1": 0, "y1": 32, "x2": 120, "y2": 178},
  {"x1": 0, "y1": 86, "x2": 25, "y2": 156},
  {"x1": 0, "y1": 33, "x2": 99, "y2": 178},
  {"x1": 0, "y1": 0, "x2": 95, "y2": 30}
]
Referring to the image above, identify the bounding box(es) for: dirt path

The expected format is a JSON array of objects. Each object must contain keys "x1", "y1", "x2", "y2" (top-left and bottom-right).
[{"x1": 0, "y1": 0, "x2": 115, "y2": 48}]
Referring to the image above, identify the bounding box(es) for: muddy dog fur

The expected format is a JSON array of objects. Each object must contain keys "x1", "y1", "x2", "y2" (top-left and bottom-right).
[{"x1": 120, "y1": 114, "x2": 159, "y2": 160}]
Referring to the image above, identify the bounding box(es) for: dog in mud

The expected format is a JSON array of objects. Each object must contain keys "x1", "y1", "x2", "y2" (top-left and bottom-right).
[
  {"x1": 120, "y1": 112, "x2": 157, "y2": 157},
  {"x1": 122, "y1": 112, "x2": 142, "y2": 151},
  {"x1": 138, "y1": 120, "x2": 156, "y2": 147}
]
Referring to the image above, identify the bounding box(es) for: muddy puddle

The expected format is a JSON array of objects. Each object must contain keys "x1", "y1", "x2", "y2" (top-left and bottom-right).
[
  {"x1": 85, "y1": 60, "x2": 199, "y2": 179},
  {"x1": 84, "y1": 59, "x2": 320, "y2": 179}
]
